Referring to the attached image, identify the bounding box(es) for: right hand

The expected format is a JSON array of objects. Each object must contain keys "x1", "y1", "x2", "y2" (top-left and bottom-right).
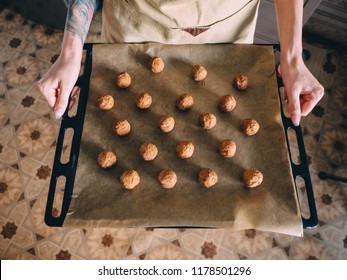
[
  {"x1": 279, "y1": 57, "x2": 324, "y2": 126},
  {"x1": 37, "y1": 53, "x2": 81, "y2": 120}
]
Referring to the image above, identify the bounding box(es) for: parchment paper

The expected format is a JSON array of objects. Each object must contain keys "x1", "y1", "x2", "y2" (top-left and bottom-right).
[{"x1": 64, "y1": 43, "x2": 303, "y2": 236}]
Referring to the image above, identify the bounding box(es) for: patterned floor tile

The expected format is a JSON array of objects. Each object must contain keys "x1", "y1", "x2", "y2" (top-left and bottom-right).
[
  {"x1": 320, "y1": 225, "x2": 346, "y2": 249},
  {"x1": 132, "y1": 228, "x2": 155, "y2": 254},
  {"x1": 311, "y1": 173, "x2": 346, "y2": 223},
  {"x1": 84, "y1": 228, "x2": 136, "y2": 259},
  {"x1": 0, "y1": 166, "x2": 23, "y2": 209},
  {"x1": 212, "y1": 245, "x2": 240, "y2": 260},
  {"x1": 2, "y1": 244, "x2": 36, "y2": 260},
  {"x1": 180, "y1": 231, "x2": 207, "y2": 258},
  {"x1": 255, "y1": 246, "x2": 288, "y2": 260},
  {"x1": 0, "y1": 202, "x2": 36, "y2": 257},
  {"x1": 144, "y1": 238, "x2": 186, "y2": 260},
  {"x1": 274, "y1": 232, "x2": 297, "y2": 247},
  {"x1": 31, "y1": 25, "x2": 63, "y2": 50},
  {"x1": 153, "y1": 228, "x2": 178, "y2": 240},
  {"x1": 288, "y1": 237, "x2": 337, "y2": 260},
  {"x1": 205, "y1": 229, "x2": 225, "y2": 246},
  {"x1": 0, "y1": 8, "x2": 25, "y2": 32},
  {"x1": 221, "y1": 229, "x2": 273, "y2": 257},
  {"x1": 37, "y1": 240, "x2": 69, "y2": 260}
]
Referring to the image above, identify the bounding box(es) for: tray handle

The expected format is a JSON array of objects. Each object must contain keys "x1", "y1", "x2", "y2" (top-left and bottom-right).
[
  {"x1": 277, "y1": 77, "x2": 318, "y2": 229},
  {"x1": 45, "y1": 44, "x2": 93, "y2": 227}
]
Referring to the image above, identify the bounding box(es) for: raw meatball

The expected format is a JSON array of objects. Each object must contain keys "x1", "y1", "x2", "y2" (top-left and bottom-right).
[
  {"x1": 199, "y1": 168, "x2": 218, "y2": 188},
  {"x1": 113, "y1": 118, "x2": 131, "y2": 136},
  {"x1": 97, "y1": 150, "x2": 117, "y2": 168},
  {"x1": 219, "y1": 139, "x2": 236, "y2": 158},
  {"x1": 218, "y1": 94, "x2": 236, "y2": 112},
  {"x1": 191, "y1": 64, "x2": 207, "y2": 81},
  {"x1": 176, "y1": 93, "x2": 194, "y2": 110},
  {"x1": 243, "y1": 118, "x2": 260, "y2": 136},
  {"x1": 199, "y1": 113, "x2": 217, "y2": 129},
  {"x1": 158, "y1": 115, "x2": 175, "y2": 132},
  {"x1": 115, "y1": 71, "x2": 131, "y2": 88},
  {"x1": 233, "y1": 73, "x2": 249, "y2": 90},
  {"x1": 139, "y1": 143, "x2": 158, "y2": 161},
  {"x1": 120, "y1": 170, "x2": 140, "y2": 189},
  {"x1": 149, "y1": 57, "x2": 165, "y2": 73},
  {"x1": 136, "y1": 92, "x2": 152, "y2": 109},
  {"x1": 176, "y1": 141, "x2": 194, "y2": 159},
  {"x1": 243, "y1": 168, "x2": 263, "y2": 188},
  {"x1": 97, "y1": 94, "x2": 115, "y2": 110},
  {"x1": 158, "y1": 169, "x2": 177, "y2": 189}
]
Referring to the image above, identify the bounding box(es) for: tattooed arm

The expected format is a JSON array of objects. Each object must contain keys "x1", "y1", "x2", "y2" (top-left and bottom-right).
[
  {"x1": 65, "y1": 0, "x2": 97, "y2": 44},
  {"x1": 38, "y1": 0, "x2": 99, "y2": 119}
]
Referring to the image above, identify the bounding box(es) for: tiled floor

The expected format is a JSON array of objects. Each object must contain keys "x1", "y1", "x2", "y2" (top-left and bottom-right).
[{"x1": 0, "y1": 7, "x2": 346, "y2": 260}]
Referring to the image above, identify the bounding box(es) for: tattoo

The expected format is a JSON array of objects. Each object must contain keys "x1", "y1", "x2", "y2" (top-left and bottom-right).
[{"x1": 65, "y1": 0, "x2": 98, "y2": 44}]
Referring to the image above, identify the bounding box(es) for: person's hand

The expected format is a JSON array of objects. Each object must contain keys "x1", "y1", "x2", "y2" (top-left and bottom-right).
[
  {"x1": 279, "y1": 57, "x2": 324, "y2": 126},
  {"x1": 37, "y1": 53, "x2": 81, "y2": 120}
]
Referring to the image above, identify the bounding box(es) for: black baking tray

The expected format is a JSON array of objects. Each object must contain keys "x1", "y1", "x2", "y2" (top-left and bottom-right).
[{"x1": 45, "y1": 43, "x2": 318, "y2": 229}]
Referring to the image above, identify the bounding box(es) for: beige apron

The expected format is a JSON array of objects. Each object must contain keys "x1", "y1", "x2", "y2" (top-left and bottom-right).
[{"x1": 101, "y1": 0, "x2": 260, "y2": 44}]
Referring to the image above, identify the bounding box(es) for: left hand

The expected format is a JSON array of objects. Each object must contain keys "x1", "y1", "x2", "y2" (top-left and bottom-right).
[{"x1": 279, "y1": 57, "x2": 324, "y2": 126}]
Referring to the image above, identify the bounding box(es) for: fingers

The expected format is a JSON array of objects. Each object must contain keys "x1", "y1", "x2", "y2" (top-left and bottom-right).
[
  {"x1": 286, "y1": 88, "x2": 301, "y2": 126},
  {"x1": 300, "y1": 86, "x2": 324, "y2": 116},
  {"x1": 37, "y1": 78, "x2": 58, "y2": 108},
  {"x1": 286, "y1": 85, "x2": 324, "y2": 125},
  {"x1": 38, "y1": 75, "x2": 79, "y2": 120},
  {"x1": 53, "y1": 84, "x2": 70, "y2": 120},
  {"x1": 37, "y1": 78, "x2": 68, "y2": 120},
  {"x1": 280, "y1": 60, "x2": 324, "y2": 125}
]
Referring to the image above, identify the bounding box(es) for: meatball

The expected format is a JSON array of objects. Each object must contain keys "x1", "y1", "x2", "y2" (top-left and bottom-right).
[
  {"x1": 136, "y1": 92, "x2": 152, "y2": 109},
  {"x1": 243, "y1": 168, "x2": 263, "y2": 188},
  {"x1": 158, "y1": 115, "x2": 175, "y2": 133},
  {"x1": 139, "y1": 143, "x2": 158, "y2": 161},
  {"x1": 176, "y1": 141, "x2": 194, "y2": 159},
  {"x1": 219, "y1": 140, "x2": 236, "y2": 158},
  {"x1": 149, "y1": 57, "x2": 165, "y2": 73},
  {"x1": 176, "y1": 93, "x2": 194, "y2": 110},
  {"x1": 97, "y1": 150, "x2": 117, "y2": 168},
  {"x1": 199, "y1": 168, "x2": 218, "y2": 188},
  {"x1": 191, "y1": 64, "x2": 207, "y2": 81},
  {"x1": 233, "y1": 73, "x2": 249, "y2": 90},
  {"x1": 113, "y1": 119, "x2": 131, "y2": 136},
  {"x1": 120, "y1": 170, "x2": 141, "y2": 189},
  {"x1": 218, "y1": 94, "x2": 236, "y2": 112},
  {"x1": 97, "y1": 94, "x2": 115, "y2": 110},
  {"x1": 243, "y1": 118, "x2": 260, "y2": 136},
  {"x1": 158, "y1": 169, "x2": 177, "y2": 189},
  {"x1": 115, "y1": 71, "x2": 131, "y2": 88},
  {"x1": 199, "y1": 113, "x2": 217, "y2": 130}
]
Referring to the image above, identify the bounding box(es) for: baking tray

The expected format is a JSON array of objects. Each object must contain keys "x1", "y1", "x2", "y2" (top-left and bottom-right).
[{"x1": 45, "y1": 43, "x2": 318, "y2": 230}]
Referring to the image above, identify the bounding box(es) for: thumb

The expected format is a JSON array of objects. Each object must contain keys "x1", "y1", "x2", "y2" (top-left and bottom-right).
[
  {"x1": 286, "y1": 89, "x2": 301, "y2": 126},
  {"x1": 53, "y1": 85, "x2": 70, "y2": 120}
]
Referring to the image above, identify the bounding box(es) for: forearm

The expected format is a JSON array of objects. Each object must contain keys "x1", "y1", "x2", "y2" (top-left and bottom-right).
[
  {"x1": 274, "y1": 0, "x2": 324, "y2": 125},
  {"x1": 274, "y1": 0, "x2": 303, "y2": 65},
  {"x1": 60, "y1": 0, "x2": 99, "y2": 60}
]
